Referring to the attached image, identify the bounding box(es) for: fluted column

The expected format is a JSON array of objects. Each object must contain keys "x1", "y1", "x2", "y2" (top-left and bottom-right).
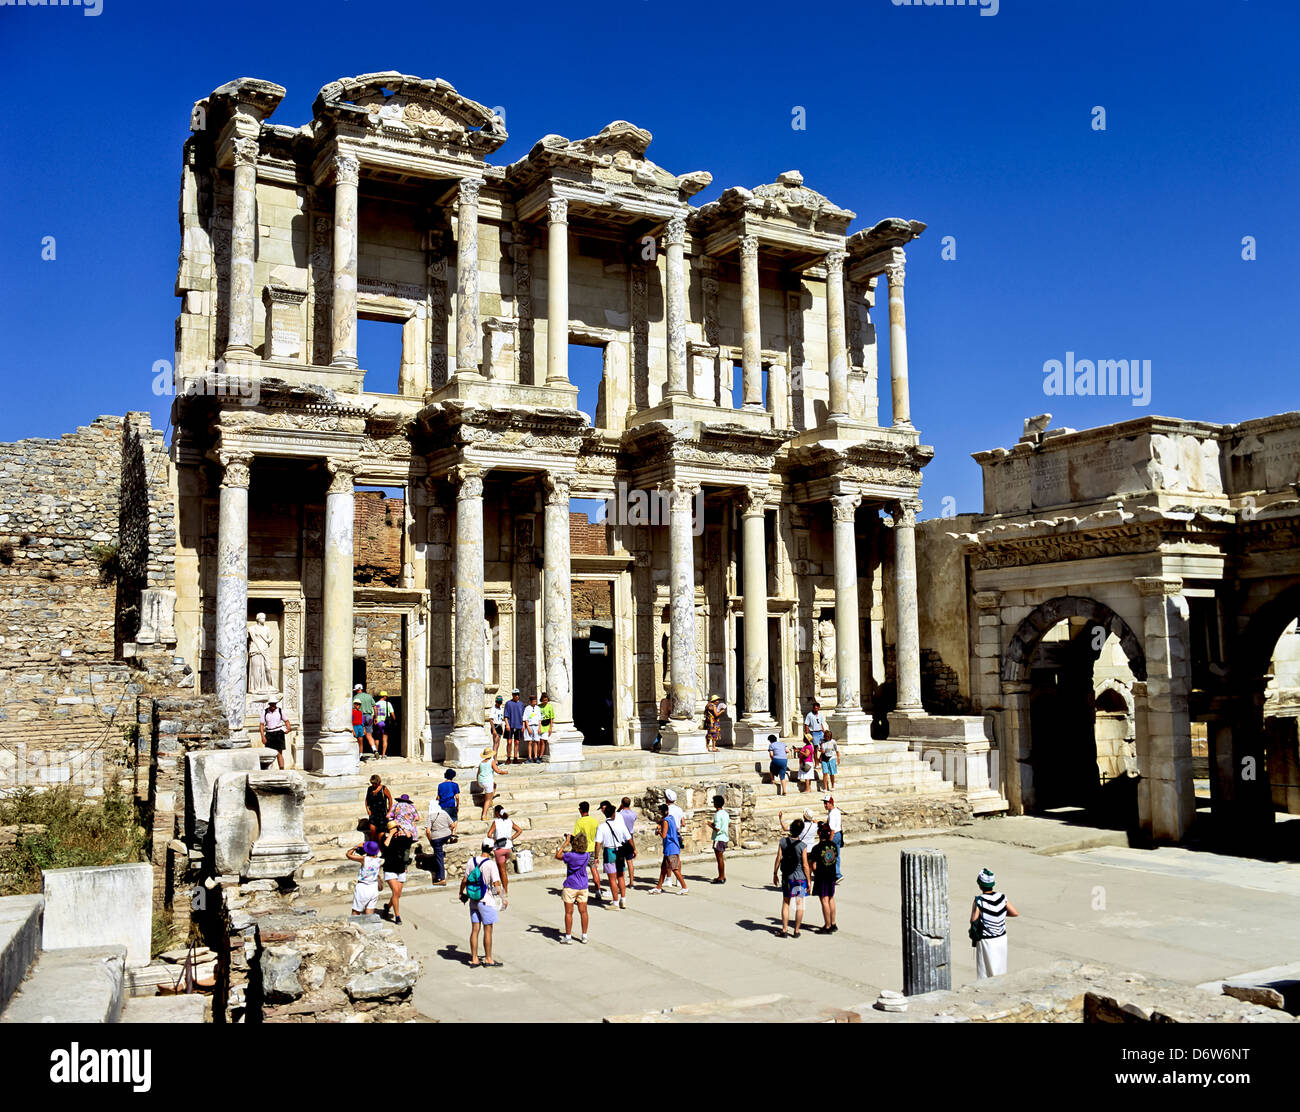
[
  {"x1": 314, "y1": 458, "x2": 360, "y2": 775},
  {"x1": 825, "y1": 248, "x2": 849, "y2": 419},
  {"x1": 885, "y1": 257, "x2": 912, "y2": 427},
  {"x1": 739, "y1": 234, "x2": 763, "y2": 408},
  {"x1": 215, "y1": 451, "x2": 252, "y2": 739},
  {"x1": 893, "y1": 500, "x2": 923, "y2": 713},
  {"x1": 659, "y1": 480, "x2": 706, "y2": 752},
  {"x1": 543, "y1": 473, "x2": 584, "y2": 760},
  {"x1": 546, "y1": 197, "x2": 570, "y2": 386},
  {"x1": 447, "y1": 464, "x2": 486, "y2": 765},
  {"x1": 225, "y1": 138, "x2": 259, "y2": 360},
  {"x1": 734, "y1": 486, "x2": 776, "y2": 748},
  {"x1": 664, "y1": 212, "x2": 689, "y2": 398},
  {"x1": 330, "y1": 153, "x2": 360, "y2": 369},
  {"x1": 455, "y1": 177, "x2": 482, "y2": 376}
]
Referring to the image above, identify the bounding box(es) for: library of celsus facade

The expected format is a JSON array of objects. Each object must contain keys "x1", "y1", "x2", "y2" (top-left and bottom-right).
[{"x1": 168, "y1": 71, "x2": 978, "y2": 782}]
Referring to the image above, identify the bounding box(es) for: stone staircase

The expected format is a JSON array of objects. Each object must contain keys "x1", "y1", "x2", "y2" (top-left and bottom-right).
[
  {"x1": 0, "y1": 894, "x2": 207, "y2": 1023},
  {"x1": 293, "y1": 743, "x2": 971, "y2": 900}
]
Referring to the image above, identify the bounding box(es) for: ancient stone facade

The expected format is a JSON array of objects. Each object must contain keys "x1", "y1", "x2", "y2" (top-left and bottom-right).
[{"x1": 918, "y1": 412, "x2": 1300, "y2": 844}]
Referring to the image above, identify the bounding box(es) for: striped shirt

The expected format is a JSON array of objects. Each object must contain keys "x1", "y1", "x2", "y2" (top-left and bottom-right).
[{"x1": 976, "y1": 892, "x2": 1008, "y2": 938}]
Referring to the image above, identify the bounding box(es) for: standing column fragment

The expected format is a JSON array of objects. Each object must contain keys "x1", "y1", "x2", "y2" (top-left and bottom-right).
[{"x1": 900, "y1": 848, "x2": 951, "y2": 995}]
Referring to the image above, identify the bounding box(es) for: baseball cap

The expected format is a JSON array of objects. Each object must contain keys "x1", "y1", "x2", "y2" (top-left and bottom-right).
[
  {"x1": 495, "y1": 695, "x2": 503, "y2": 704},
  {"x1": 511, "y1": 687, "x2": 520, "y2": 694},
  {"x1": 481, "y1": 838, "x2": 495, "y2": 851},
  {"x1": 822, "y1": 793, "x2": 833, "y2": 802},
  {"x1": 354, "y1": 684, "x2": 363, "y2": 691},
  {"x1": 664, "y1": 789, "x2": 677, "y2": 802}
]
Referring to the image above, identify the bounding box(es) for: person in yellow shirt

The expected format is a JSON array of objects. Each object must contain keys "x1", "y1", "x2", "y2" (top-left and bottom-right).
[{"x1": 572, "y1": 801, "x2": 606, "y2": 901}]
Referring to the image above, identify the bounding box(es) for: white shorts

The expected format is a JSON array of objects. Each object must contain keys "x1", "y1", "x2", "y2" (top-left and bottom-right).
[
  {"x1": 352, "y1": 882, "x2": 379, "y2": 913},
  {"x1": 383, "y1": 871, "x2": 406, "y2": 883},
  {"x1": 799, "y1": 767, "x2": 815, "y2": 780}
]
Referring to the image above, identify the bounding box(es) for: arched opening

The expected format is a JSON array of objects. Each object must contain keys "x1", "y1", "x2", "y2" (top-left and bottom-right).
[{"x1": 1002, "y1": 597, "x2": 1146, "y2": 828}]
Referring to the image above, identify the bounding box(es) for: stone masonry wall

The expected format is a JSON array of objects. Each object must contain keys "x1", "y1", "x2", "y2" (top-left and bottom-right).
[
  {"x1": 353, "y1": 491, "x2": 403, "y2": 585},
  {"x1": 0, "y1": 413, "x2": 176, "y2": 794}
]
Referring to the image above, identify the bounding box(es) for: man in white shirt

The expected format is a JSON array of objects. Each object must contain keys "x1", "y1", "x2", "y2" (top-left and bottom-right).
[
  {"x1": 663, "y1": 789, "x2": 687, "y2": 887},
  {"x1": 803, "y1": 701, "x2": 829, "y2": 742},
  {"x1": 259, "y1": 695, "x2": 292, "y2": 770},
  {"x1": 596, "y1": 801, "x2": 632, "y2": 908},
  {"x1": 425, "y1": 804, "x2": 457, "y2": 886},
  {"x1": 460, "y1": 838, "x2": 506, "y2": 967},
  {"x1": 522, "y1": 694, "x2": 542, "y2": 763},
  {"x1": 487, "y1": 695, "x2": 505, "y2": 758},
  {"x1": 823, "y1": 794, "x2": 844, "y2": 881}
]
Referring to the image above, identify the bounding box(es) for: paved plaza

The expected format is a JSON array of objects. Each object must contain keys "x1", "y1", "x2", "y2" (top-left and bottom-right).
[{"x1": 326, "y1": 817, "x2": 1300, "y2": 1022}]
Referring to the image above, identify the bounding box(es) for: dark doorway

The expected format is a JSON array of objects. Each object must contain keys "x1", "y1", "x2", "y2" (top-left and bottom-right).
[{"x1": 573, "y1": 626, "x2": 614, "y2": 745}]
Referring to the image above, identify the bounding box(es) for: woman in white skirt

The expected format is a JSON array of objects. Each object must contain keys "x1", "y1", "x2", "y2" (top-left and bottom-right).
[{"x1": 971, "y1": 868, "x2": 1019, "y2": 978}]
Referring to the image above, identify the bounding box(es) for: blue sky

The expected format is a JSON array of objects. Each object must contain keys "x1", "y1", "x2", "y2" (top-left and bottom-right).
[{"x1": 1, "y1": 0, "x2": 1295, "y2": 518}]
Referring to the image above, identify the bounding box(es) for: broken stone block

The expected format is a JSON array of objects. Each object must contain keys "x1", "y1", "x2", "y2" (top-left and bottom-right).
[
  {"x1": 345, "y1": 960, "x2": 421, "y2": 1002},
  {"x1": 260, "y1": 946, "x2": 303, "y2": 1002}
]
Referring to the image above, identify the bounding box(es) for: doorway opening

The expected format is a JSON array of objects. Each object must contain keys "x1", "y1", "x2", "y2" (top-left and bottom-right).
[{"x1": 572, "y1": 578, "x2": 615, "y2": 745}]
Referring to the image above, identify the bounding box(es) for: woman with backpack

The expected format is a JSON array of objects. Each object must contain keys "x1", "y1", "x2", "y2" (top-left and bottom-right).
[
  {"x1": 971, "y1": 868, "x2": 1019, "y2": 978},
  {"x1": 490, "y1": 805, "x2": 523, "y2": 895},
  {"x1": 809, "y1": 821, "x2": 839, "y2": 933},
  {"x1": 773, "y1": 817, "x2": 811, "y2": 937},
  {"x1": 648, "y1": 802, "x2": 688, "y2": 895},
  {"x1": 364, "y1": 774, "x2": 393, "y2": 841},
  {"x1": 460, "y1": 837, "x2": 506, "y2": 967}
]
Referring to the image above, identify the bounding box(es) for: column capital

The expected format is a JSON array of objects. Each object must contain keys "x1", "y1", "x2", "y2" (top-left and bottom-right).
[
  {"x1": 543, "y1": 472, "x2": 572, "y2": 506},
  {"x1": 217, "y1": 450, "x2": 253, "y2": 489},
  {"x1": 325, "y1": 458, "x2": 359, "y2": 495},
  {"x1": 458, "y1": 177, "x2": 483, "y2": 206},
  {"x1": 1135, "y1": 575, "x2": 1183, "y2": 598},
  {"x1": 666, "y1": 479, "x2": 701, "y2": 512},
  {"x1": 893, "y1": 499, "x2": 921, "y2": 527},
  {"x1": 738, "y1": 234, "x2": 759, "y2": 262},
  {"x1": 884, "y1": 258, "x2": 906, "y2": 288},
  {"x1": 232, "y1": 137, "x2": 260, "y2": 168},
  {"x1": 740, "y1": 485, "x2": 768, "y2": 517},
  {"x1": 451, "y1": 463, "x2": 485, "y2": 500},
  {"x1": 824, "y1": 247, "x2": 848, "y2": 272},
  {"x1": 830, "y1": 492, "x2": 862, "y2": 522},
  {"x1": 333, "y1": 152, "x2": 360, "y2": 187},
  {"x1": 547, "y1": 197, "x2": 568, "y2": 225},
  {"x1": 664, "y1": 212, "x2": 688, "y2": 247}
]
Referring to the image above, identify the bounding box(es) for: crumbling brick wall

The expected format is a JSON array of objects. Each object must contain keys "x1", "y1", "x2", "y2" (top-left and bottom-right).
[
  {"x1": 354, "y1": 491, "x2": 403, "y2": 585},
  {"x1": 356, "y1": 612, "x2": 402, "y2": 697},
  {"x1": 569, "y1": 511, "x2": 607, "y2": 556}
]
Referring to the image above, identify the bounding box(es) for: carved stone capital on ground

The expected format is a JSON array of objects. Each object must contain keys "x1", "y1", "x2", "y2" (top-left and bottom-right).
[
  {"x1": 333, "y1": 152, "x2": 360, "y2": 187},
  {"x1": 325, "y1": 458, "x2": 359, "y2": 496},
  {"x1": 218, "y1": 450, "x2": 253, "y2": 489},
  {"x1": 831, "y1": 492, "x2": 862, "y2": 522},
  {"x1": 451, "y1": 463, "x2": 485, "y2": 501}
]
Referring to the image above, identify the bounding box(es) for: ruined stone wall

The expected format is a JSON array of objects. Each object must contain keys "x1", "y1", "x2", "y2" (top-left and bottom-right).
[
  {"x1": 356, "y1": 612, "x2": 403, "y2": 697},
  {"x1": 353, "y1": 491, "x2": 403, "y2": 585},
  {"x1": 916, "y1": 514, "x2": 977, "y2": 708},
  {"x1": 0, "y1": 413, "x2": 176, "y2": 793},
  {"x1": 569, "y1": 511, "x2": 607, "y2": 556}
]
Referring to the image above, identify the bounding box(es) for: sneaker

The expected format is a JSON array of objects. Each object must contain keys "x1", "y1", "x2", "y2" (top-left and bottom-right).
[
  {"x1": 394, "y1": 915, "x2": 402, "y2": 925},
  {"x1": 679, "y1": 887, "x2": 689, "y2": 895},
  {"x1": 579, "y1": 934, "x2": 588, "y2": 944},
  {"x1": 618, "y1": 897, "x2": 626, "y2": 909},
  {"x1": 649, "y1": 888, "x2": 663, "y2": 895},
  {"x1": 560, "y1": 934, "x2": 571, "y2": 945}
]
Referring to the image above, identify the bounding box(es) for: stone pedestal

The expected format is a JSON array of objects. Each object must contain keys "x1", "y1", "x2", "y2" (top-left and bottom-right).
[
  {"x1": 732, "y1": 722, "x2": 779, "y2": 750},
  {"x1": 900, "y1": 848, "x2": 951, "y2": 995},
  {"x1": 244, "y1": 770, "x2": 311, "y2": 880},
  {"x1": 889, "y1": 712, "x2": 1007, "y2": 814},
  {"x1": 659, "y1": 722, "x2": 707, "y2": 754}
]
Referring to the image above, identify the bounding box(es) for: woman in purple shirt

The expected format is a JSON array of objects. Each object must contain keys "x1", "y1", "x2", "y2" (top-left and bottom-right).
[{"x1": 555, "y1": 832, "x2": 592, "y2": 944}]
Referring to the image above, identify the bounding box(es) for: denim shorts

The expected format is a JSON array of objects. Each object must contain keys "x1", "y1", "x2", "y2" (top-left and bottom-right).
[
  {"x1": 770, "y1": 759, "x2": 788, "y2": 780},
  {"x1": 822, "y1": 758, "x2": 838, "y2": 775}
]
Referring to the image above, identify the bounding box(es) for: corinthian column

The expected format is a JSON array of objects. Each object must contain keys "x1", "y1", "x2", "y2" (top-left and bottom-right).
[
  {"x1": 314, "y1": 458, "x2": 360, "y2": 775},
  {"x1": 664, "y1": 212, "x2": 689, "y2": 398},
  {"x1": 546, "y1": 197, "x2": 570, "y2": 386},
  {"x1": 661, "y1": 480, "x2": 706, "y2": 752},
  {"x1": 826, "y1": 491, "x2": 873, "y2": 743},
  {"x1": 215, "y1": 451, "x2": 252, "y2": 739},
  {"x1": 447, "y1": 464, "x2": 486, "y2": 765},
  {"x1": 225, "y1": 138, "x2": 259, "y2": 360},
  {"x1": 734, "y1": 485, "x2": 777, "y2": 749},
  {"x1": 885, "y1": 257, "x2": 911, "y2": 427},
  {"x1": 542, "y1": 473, "x2": 584, "y2": 761},
  {"x1": 825, "y1": 248, "x2": 849, "y2": 419},
  {"x1": 455, "y1": 178, "x2": 482, "y2": 376},
  {"x1": 331, "y1": 153, "x2": 360, "y2": 369},
  {"x1": 893, "y1": 500, "x2": 923, "y2": 714},
  {"x1": 739, "y1": 234, "x2": 763, "y2": 408}
]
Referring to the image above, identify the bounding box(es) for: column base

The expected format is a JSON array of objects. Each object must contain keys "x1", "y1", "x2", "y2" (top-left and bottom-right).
[
  {"x1": 826, "y1": 708, "x2": 874, "y2": 745},
  {"x1": 887, "y1": 711, "x2": 1009, "y2": 814},
  {"x1": 445, "y1": 725, "x2": 490, "y2": 768},
  {"x1": 732, "y1": 719, "x2": 780, "y2": 750},
  {"x1": 545, "y1": 723, "x2": 585, "y2": 765},
  {"x1": 659, "y1": 722, "x2": 707, "y2": 754},
  {"x1": 308, "y1": 732, "x2": 360, "y2": 777}
]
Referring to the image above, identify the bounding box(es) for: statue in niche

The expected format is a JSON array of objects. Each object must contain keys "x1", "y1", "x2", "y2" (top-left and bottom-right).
[
  {"x1": 248, "y1": 612, "x2": 276, "y2": 694},
  {"x1": 817, "y1": 617, "x2": 837, "y2": 686}
]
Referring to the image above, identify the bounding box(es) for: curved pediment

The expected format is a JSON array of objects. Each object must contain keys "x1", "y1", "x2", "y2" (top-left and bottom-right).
[{"x1": 313, "y1": 72, "x2": 506, "y2": 153}]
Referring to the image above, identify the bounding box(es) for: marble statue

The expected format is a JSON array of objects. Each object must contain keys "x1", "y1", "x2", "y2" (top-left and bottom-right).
[
  {"x1": 248, "y1": 612, "x2": 275, "y2": 694},
  {"x1": 818, "y1": 617, "x2": 837, "y2": 684}
]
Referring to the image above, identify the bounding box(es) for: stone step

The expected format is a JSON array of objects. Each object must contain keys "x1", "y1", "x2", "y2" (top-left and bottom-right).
[
  {"x1": 0, "y1": 895, "x2": 44, "y2": 1014},
  {"x1": 0, "y1": 945, "x2": 127, "y2": 1024},
  {"x1": 120, "y1": 994, "x2": 211, "y2": 1023}
]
